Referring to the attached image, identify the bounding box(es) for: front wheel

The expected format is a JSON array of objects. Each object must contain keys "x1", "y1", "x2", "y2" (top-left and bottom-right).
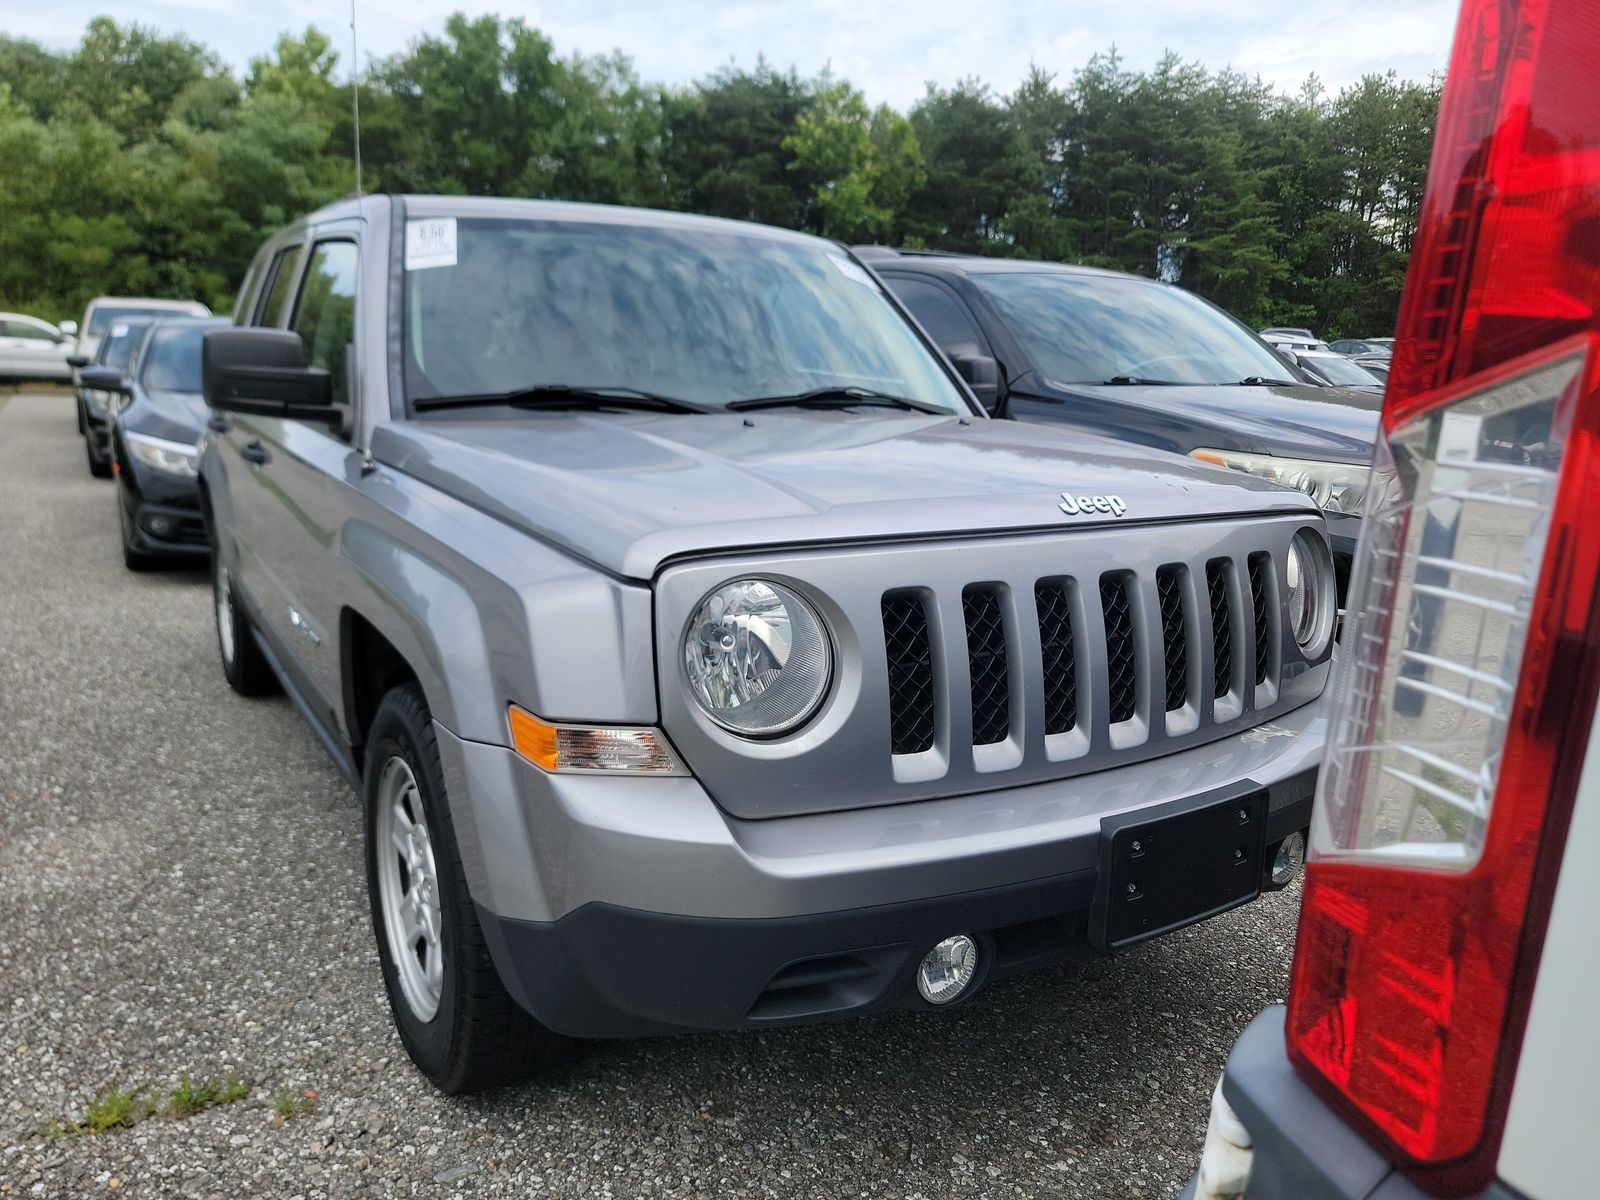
[
  {"x1": 212, "y1": 552, "x2": 278, "y2": 695},
  {"x1": 86, "y1": 434, "x2": 111, "y2": 479},
  {"x1": 364, "y1": 684, "x2": 570, "y2": 1093}
]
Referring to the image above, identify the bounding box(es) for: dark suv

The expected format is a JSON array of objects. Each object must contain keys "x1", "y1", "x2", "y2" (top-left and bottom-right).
[{"x1": 859, "y1": 249, "x2": 1379, "y2": 595}]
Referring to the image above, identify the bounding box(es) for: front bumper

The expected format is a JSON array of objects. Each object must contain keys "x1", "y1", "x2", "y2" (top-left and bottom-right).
[
  {"x1": 1180, "y1": 1008, "x2": 1524, "y2": 1200},
  {"x1": 117, "y1": 469, "x2": 207, "y2": 557},
  {"x1": 437, "y1": 694, "x2": 1326, "y2": 1038}
]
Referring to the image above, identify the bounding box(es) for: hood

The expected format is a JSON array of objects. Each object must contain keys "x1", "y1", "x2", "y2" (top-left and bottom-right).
[
  {"x1": 372, "y1": 411, "x2": 1319, "y2": 580},
  {"x1": 1029, "y1": 376, "x2": 1381, "y2": 462},
  {"x1": 124, "y1": 389, "x2": 208, "y2": 445}
]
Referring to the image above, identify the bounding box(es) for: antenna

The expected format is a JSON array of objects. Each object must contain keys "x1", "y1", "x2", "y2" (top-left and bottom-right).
[{"x1": 349, "y1": 0, "x2": 363, "y2": 195}]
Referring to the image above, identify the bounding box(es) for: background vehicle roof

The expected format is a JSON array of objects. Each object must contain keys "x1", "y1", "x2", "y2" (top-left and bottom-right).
[
  {"x1": 84, "y1": 296, "x2": 209, "y2": 309},
  {"x1": 852, "y1": 245, "x2": 1141, "y2": 282}
]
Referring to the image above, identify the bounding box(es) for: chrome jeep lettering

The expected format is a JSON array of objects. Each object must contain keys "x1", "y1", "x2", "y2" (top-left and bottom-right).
[{"x1": 1058, "y1": 493, "x2": 1128, "y2": 518}]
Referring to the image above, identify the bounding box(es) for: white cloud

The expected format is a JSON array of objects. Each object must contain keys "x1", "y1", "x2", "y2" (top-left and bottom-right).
[{"x1": 21, "y1": 0, "x2": 1456, "y2": 107}]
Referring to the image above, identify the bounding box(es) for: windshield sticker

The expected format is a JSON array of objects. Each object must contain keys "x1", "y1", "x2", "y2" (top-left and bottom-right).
[
  {"x1": 828, "y1": 254, "x2": 879, "y2": 289},
  {"x1": 406, "y1": 218, "x2": 458, "y2": 271}
]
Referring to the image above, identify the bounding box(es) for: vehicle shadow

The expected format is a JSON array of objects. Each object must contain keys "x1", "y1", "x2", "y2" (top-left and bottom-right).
[{"x1": 446, "y1": 888, "x2": 1297, "y2": 1196}]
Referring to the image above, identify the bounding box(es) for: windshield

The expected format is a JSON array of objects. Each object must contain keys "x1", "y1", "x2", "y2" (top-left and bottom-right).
[
  {"x1": 403, "y1": 216, "x2": 968, "y2": 413},
  {"x1": 1305, "y1": 354, "x2": 1381, "y2": 386},
  {"x1": 88, "y1": 305, "x2": 184, "y2": 336},
  {"x1": 97, "y1": 322, "x2": 148, "y2": 370},
  {"x1": 975, "y1": 272, "x2": 1299, "y2": 386},
  {"x1": 140, "y1": 325, "x2": 208, "y2": 394}
]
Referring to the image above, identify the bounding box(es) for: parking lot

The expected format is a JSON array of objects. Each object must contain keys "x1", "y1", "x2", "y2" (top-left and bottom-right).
[{"x1": 0, "y1": 387, "x2": 1302, "y2": 1199}]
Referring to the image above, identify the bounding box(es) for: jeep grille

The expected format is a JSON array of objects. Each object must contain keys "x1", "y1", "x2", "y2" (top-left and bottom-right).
[{"x1": 880, "y1": 550, "x2": 1277, "y2": 767}]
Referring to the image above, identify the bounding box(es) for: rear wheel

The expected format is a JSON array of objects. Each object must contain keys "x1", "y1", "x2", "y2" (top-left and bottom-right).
[
  {"x1": 364, "y1": 683, "x2": 570, "y2": 1093},
  {"x1": 212, "y1": 552, "x2": 277, "y2": 695}
]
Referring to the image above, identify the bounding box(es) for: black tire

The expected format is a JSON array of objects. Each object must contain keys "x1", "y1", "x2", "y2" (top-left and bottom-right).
[
  {"x1": 363, "y1": 683, "x2": 570, "y2": 1093},
  {"x1": 76, "y1": 397, "x2": 86, "y2": 435},
  {"x1": 86, "y1": 435, "x2": 111, "y2": 479},
  {"x1": 211, "y1": 550, "x2": 278, "y2": 695}
]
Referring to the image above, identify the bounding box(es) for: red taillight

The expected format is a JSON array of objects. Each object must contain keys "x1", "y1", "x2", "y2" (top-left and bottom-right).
[{"x1": 1285, "y1": 0, "x2": 1600, "y2": 1193}]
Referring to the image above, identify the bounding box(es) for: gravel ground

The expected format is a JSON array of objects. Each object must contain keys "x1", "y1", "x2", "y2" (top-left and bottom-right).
[{"x1": 0, "y1": 388, "x2": 1302, "y2": 1199}]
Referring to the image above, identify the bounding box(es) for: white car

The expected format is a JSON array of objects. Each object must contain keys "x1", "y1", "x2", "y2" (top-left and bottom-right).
[
  {"x1": 0, "y1": 312, "x2": 77, "y2": 381},
  {"x1": 1186, "y1": 0, "x2": 1599, "y2": 1195},
  {"x1": 74, "y1": 296, "x2": 210, "y2": 372},
  {"x1": 1258, "y1": 330, "x2": 1332, "y2": 354}
]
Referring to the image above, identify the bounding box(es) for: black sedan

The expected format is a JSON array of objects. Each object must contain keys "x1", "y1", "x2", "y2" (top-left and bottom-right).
[
  {"x1": 103, "y1": 316, "x2": 230, "y2": 570},
  {"x1": 858, "y1": 249, "x2": 1379, "y2": 596},
  {"x1": 68, "y1": 317, "x2": 152, "y2": 477}
]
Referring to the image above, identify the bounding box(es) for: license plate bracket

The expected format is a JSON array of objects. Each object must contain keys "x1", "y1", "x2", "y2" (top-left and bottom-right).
[{"x1": 1089, "y1": 784, "x2": 1268, "y2": 951}]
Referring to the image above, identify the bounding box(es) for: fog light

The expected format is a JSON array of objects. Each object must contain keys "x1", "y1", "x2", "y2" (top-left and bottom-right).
[
  {"x1": 1271, "y1": 831, "x2": 1306, "y2": 887},
  {"x1": 916, "y1": 934, "x2": 978, "y2": 1005},
  {"x1": 145, "y1": 514, "x2": 175, "y2": 537}
]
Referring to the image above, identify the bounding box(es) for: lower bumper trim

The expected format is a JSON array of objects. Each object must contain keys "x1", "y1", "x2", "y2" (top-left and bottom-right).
[{"x1": 480, "y1": 775, "x2": 1315, "y2": 1039}]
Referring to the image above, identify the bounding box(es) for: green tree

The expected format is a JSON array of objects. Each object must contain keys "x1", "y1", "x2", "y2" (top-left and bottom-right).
[
  {"x1": 0, "y1": 13, "x2": 1441, "y2": 337},
  {"x1": 660, "y1": 60, "x2": 812, "y2": 225}
]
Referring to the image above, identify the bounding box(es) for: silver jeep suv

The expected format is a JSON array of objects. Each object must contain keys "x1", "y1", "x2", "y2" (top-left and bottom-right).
[{"x1": 200, "y1": 195, "x2": 1333, "y2": 1092}]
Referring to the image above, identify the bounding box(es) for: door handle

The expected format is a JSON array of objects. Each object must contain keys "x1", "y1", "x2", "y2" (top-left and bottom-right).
[{"x1": 240, "y1": 440, "x2": 271, "y2": 466}]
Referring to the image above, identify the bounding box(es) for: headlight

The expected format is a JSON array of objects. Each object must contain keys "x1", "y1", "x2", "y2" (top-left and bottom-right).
[
  {"x1": 682, "y1": 579, "x2": 831, "y2": 736},
  {"x1": 125, "y1": 431, "x2": 199, "y2": 478},
  {"x1": 84, "y1": 390, "x2": 112, "y2": 414},
  {"x1": 1191, "y1": 448, "x2": 1370, "y2": 517},
  {"x1": 1286, "y1": 528, "x2": 1333, "y2": 648}
]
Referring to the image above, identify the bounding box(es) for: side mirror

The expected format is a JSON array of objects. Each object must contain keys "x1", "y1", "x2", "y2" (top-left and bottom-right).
[
  {"x1": 203, "y1": 328, "x2": 335, "y2": 422},
  {"x1": 58, "y1": 320, "x2": 78, "y2": 337},
  {"x1": 66, "y1": 354, "x2": 91, "y2": 369},
  {"x1": 78, "y1": 366, "x2": 129, "y2": 394},
  {"x1": 952, "y1": 352, "x2": 1004, "y2": 415}
]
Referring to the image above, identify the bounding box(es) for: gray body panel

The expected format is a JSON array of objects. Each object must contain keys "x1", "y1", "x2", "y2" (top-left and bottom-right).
[
  {"x1": 372, "y1": 412, "x2": 1318, "y2": 582},
  {"x1": 437, "y1": 688, "x2": 1325, "y2": 923}
]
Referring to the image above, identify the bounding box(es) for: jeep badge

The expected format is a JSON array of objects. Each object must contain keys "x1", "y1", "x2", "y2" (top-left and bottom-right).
[{"x1": 1058, "y1": 493, "x2": 1127, "y2": 517}]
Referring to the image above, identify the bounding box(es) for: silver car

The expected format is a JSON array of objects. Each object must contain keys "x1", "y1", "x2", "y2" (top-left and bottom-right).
[
  {"x1": 200, "y1": 195, "x2": 1335, "y2": 1093},
  {"x1": 0, "y1": 311, "x2": 77, "y2": 381}
]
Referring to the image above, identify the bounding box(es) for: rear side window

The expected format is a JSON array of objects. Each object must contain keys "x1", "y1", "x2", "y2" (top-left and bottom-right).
[
  {"x1": 3, "y1": 318, "x2": 56, "y2": 341},
  {"x1": 889, "y1": 277, "x2": 987, "y2": 355},
  {"x1": 291, "y1": 240, "x2": 358, "y2": 408},
  {"x1": 257, "y1": 246, "x2": 304, "y2": 327}
]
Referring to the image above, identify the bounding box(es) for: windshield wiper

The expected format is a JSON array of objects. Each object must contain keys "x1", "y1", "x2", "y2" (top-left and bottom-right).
[
  {"x1": 1224, "y1": 376, "x2": 1294, "y2": 387},
  {"x1": 1099, "y1": 375, "x2": 1183, "y2": 386},
  {"x1": 413, "y1": 384, "x2": 710, "y2": 414},
  {"x1": 725, "y1": 386, "x2": 949, "y2": 415}
]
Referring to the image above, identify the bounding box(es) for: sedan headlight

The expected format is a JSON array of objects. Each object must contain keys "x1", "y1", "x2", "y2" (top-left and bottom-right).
[
  {"x1": 84, "y1": 390, "x2": 113, "y2": 414},
  {"x1": 125, "y1": 431, "x2": 199, "y2": 478},
  {"x1": 1191, "y1": 448, "x2": 1371, "y2": 517},
  {"x1": 682, "y1": 579, "x2": 831, "y2": 736}
]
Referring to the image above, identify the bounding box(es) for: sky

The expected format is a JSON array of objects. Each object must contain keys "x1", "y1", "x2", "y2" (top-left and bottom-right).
[{"x1": 11, "y1": 0, "x2": 1458, "y2": 108}]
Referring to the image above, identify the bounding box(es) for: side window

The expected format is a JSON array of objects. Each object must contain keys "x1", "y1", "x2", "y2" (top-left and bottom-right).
[
  {"x1": 232, "y1": 255, "x2": 267, "y2": 327},
  {"x1": 6, "y1": 318, "x2": 56, "y2": 341},
  {"x1": 291, "y1": 240, "x2": 358, "y2": 410},
  {"x1": 256, "y1": 245, "x2": 305, "y2": 327},
  {"x1": 887, "y1": 277, "x2": 988, "y2": 355}
]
